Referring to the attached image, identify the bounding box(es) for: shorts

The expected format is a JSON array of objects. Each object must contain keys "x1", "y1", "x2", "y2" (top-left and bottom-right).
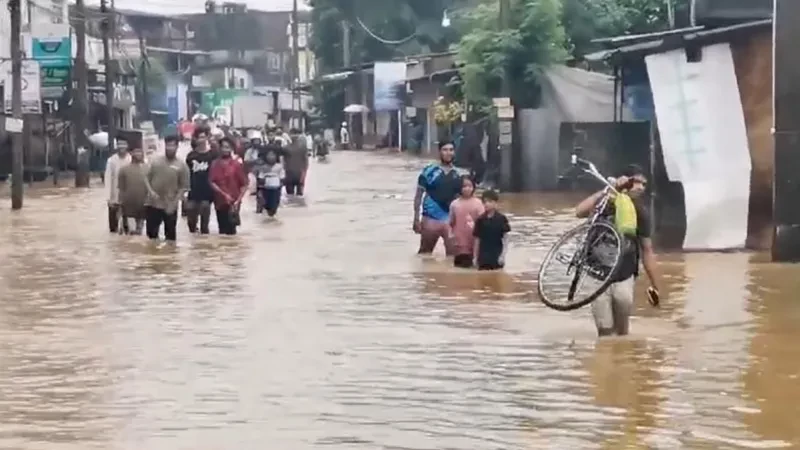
[
  {"x1": 454, "y1": 254, "x2": 473, "y2": 268},
  {"x1": 418, "y1": 217, "x2": 455, "y2": 255},
  {"x1": 591, "y1": 276, "x2": 635, "y2": 336}
]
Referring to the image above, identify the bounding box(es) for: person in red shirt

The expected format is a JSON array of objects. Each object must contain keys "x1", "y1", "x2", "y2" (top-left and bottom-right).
[{"x1": 209, "y1": 137, "x2": 248, "y2": 235}]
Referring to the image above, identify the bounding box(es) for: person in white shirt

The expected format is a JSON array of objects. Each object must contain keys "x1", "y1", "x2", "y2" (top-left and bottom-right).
[
  {"x1": 339, "y1": 122, "x2": 350, "y2": 150},
  {"x1": 103, "y1": 139, "x2": 131, "y2": 233}
]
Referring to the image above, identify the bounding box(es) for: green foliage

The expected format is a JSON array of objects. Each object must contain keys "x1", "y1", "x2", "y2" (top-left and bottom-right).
[
  {"x1": 456, "y1": 0, "x2": 568, "y2": 109},
  {"x1": 562, "y1": 0, "x2": 692, "y2": 57},
  {"x1": 308, "y1": 0, "x2": 461, "y2": 124},
  {"x1": 140, "y1": 57, "x2": 168, "y2": 93}
]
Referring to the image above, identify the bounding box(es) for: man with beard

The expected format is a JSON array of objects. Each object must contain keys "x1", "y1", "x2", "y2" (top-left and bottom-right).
[
  {"x1": 117, "y1": 146, "x2": 150, "y2": 235},
  {"x1": 103, "y1": 139, "x2": 130, "y2": 233},
  {"x1": 412, "y1": 141, "x2": 462, "y2": 255},
  {"x1": 145, "y1": 136, "x2": 190, "y2": 242},
  {"x1": 282, "y1": 129, "x2": 309, "y2": 197},
  {"x1": 184, "y1": 126, "x2": 218, "y2": 234},
  {"x1": 209, "y1": 137, "x2": 248, "y2": 235}
]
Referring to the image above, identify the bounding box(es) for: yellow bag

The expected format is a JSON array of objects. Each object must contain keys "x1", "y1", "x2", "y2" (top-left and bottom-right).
[{"x1": 614, "y1": 193, "x2": 638, "y2": 236}]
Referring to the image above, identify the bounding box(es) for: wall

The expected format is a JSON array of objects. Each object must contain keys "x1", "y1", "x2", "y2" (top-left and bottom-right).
[{"x1": 731, "y1": 30, "x2": 773, "y2": 250}]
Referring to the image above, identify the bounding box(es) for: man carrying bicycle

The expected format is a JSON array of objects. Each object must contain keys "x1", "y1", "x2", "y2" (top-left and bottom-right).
[{"x1": 574, "y1": 163, "x2": 662, "y2": 337}]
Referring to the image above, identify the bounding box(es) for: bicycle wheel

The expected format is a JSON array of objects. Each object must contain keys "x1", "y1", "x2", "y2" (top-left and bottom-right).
[{"x1": 537, "y1": 221, "x2": 623, "y2": 311}]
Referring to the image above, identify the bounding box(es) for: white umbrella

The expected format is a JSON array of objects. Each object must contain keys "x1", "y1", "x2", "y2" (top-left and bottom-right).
[
  {"x1": 343, "y1": 104, "x2": 369, "y2": 114},
  {"x1": 88, "y1": 131, "x2": 109, "y2": 148}
]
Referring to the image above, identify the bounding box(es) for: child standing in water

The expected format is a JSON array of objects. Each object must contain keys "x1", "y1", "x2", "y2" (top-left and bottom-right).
[
  {"x1": 252, "y1": 148, "x2": 285, "y2": 217},
  {"x1": 473, "y1": 190, "x2": 511, "y2": 270},
  {"x1": 449, "y1": 176, "x2": 485, "y2": 268}
]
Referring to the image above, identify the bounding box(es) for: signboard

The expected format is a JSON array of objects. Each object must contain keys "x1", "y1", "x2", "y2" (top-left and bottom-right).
[
  {"x1": 199, "y1": 89, "x2": 245, "y2": 115},
  {"x1": 30, "y1": 24, "x2": 72, "y2": 68},
  {"x1": 373, "y1": 61, "x2": 406, "y2": 111},
  {"x1": 1, "y1": 60, "x2": 42, "y2": 114},
  {"x1": 40, "y1": 66, "x2": 70, "y2": 99}
]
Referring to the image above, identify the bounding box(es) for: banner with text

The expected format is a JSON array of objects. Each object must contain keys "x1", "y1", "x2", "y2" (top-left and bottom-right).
[{"x1": 1, "y1": 60, "x2": 42, "y2": 114}]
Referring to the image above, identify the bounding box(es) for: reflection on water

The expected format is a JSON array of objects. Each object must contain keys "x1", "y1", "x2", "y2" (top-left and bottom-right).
[{"x1": 0, "y1": 152, "x2": 798, "y2": 449}]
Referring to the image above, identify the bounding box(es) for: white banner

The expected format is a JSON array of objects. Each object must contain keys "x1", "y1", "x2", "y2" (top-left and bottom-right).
[
  {"x1": 646, "y1": 43, "x2": 751, "y2": 250},
  {"x1": 1, "y1": 60, "x2": 42, "y2": 114},
  {"x1": 373, "y1": 61, "x2": 406, "y2": 111}
]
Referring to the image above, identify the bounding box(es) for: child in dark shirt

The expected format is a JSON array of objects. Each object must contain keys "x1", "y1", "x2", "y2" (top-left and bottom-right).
[{"x1": 472, "y1": 190, "x2": 511, "y2": 270}]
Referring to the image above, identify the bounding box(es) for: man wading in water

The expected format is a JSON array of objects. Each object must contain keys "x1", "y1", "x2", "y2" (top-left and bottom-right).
[
  {"x1": 145, "y1": 136, "x2": 190, "y2": 242},
  {"x1": 185, "y1": 126, "x2": 218, "y2": 234},
  {"x1": 283, "y1": 129, "x2": 309, "y2": 197},
  {"x1": 104, "y1": 139, "x2": 130, "y2": 233},
  {"x1": 413, "y1": 141, "x2": 462, "y2": 255},
  {"x1": 209, "y1": 137, "x2": 248, "y2": 235},
  {"x1": 117, "y1": 146, "x2": 149, "y2": 235},
  {"x1": 574, "y1": 164, "x2": 663, "y2": 336}
]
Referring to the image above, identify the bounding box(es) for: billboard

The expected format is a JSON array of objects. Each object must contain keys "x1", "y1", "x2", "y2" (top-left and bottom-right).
[{"x1": 373, "y1": 61, "x2": 406, "y2": 111}]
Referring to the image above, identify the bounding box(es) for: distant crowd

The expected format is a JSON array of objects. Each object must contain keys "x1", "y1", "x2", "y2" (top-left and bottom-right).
[{"x1": 104, "y1": 124, "x2": 324, "y2": 240}]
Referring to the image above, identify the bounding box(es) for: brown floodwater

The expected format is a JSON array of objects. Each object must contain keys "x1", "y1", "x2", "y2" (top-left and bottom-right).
[{"x1": 0, "y1": 151, "x2": 798, "y2": 449}]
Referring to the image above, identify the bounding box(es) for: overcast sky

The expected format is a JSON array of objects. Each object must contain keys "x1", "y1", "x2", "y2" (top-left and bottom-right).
[{"x1": 84, "y1": 0, "x2": 310, "y2": 15}]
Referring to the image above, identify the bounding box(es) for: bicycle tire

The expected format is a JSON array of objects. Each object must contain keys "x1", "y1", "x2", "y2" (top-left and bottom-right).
[{"x1": 537, "y1": 221, "x2": 623, "y2": 312}]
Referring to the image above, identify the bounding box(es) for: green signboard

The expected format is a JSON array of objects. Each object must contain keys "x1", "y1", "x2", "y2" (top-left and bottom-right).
[
  {"x1": 199, "y1": 89, "x2": 246, "y2": 115},
  {"x1": 40, "y1": 66, "x2": 70, "y2": 99},
  {"x1": 31, "y1": 24, "x2": 72, "y2": 68}
]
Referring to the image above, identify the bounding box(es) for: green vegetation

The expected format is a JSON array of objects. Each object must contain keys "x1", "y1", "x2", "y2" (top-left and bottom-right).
[{"x1": 308, "y1": 0, "x2": 691, "y2": 119}]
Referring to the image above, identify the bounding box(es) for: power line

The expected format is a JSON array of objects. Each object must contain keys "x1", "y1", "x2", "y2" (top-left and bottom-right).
[{"x1": 354, "y1": 15, "x2": 416, "y2": 46}]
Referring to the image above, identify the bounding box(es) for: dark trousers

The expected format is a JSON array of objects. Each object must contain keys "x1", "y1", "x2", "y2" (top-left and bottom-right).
[
  {"x1": 185, "y1": 199, "x2": 212, "y2": 234},
  {"x1": 257, "y1": 187, "x2": 281, "y2": 216},
  {"x1": 145, "y1": 206, "x2": 178, "y2": 241},
  {"x1": 285, "y1": 175, "x2": 304, "y2": 196},
  {"x1": 215, "y1": 205, "x2": 239, "y2": 235},
  {"x1": 108, "y1": 204, "x2": 121, "y2": 233}
]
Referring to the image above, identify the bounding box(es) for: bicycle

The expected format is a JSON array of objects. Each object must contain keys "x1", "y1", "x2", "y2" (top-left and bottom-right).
[{"x1": 537, "y1": 154, "x2": 625, "y2": 311}]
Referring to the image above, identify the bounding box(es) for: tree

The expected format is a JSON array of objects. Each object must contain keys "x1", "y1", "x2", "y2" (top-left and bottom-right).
[
  {"x1": 562, "y1": 0, "x2": 692, "y2": 58},
  {"x1": 455, "y1": 0, "x2": 568, "y2": 109},
  {"x1": 308, "y1": 0, "x2": 462, "y2": 125}
]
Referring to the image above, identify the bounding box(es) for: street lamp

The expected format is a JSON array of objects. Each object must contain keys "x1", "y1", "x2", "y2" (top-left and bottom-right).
[{"x1": 441, "y1": 10, "x2": 451, "y2": 28}]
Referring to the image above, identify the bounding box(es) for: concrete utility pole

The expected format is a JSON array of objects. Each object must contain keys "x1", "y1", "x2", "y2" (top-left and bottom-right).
[
  {"x1": 496, "y1": 0, "x2": 518, "y2": 192},
  {"x1": 73, "y1": 0, "x2": 90, "y2": 187},
  {"x1": 291, "y1": 0, "x2": 301, "y2": 130},
  {"x1": 9, "y1": 0, "x2": 24, "y2": 209},
  {"x1": 101, "y1": 0, "x2": 115, "y2": 152},
  {"x1": 342, "y1": 20, "x2": 351, "y2": 136}
]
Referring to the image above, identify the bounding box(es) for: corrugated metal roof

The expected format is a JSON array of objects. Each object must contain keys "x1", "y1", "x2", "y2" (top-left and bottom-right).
[{"x1": 585, "y1": 19, "x2": 771, "y2": 63}]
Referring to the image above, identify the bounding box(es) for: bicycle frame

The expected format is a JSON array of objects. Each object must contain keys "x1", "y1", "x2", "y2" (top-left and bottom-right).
[
  {"x1": 570, "y1": 154, "x2": 618, "y2": 226},
  {"x1": 566, "y1": 154, "x2": 619, "y2": 274}
]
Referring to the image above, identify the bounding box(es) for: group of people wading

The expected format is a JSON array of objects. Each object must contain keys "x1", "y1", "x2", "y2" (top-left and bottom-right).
[{"x1": 104, "y1": 126, "x2": 310, "y2": 240}]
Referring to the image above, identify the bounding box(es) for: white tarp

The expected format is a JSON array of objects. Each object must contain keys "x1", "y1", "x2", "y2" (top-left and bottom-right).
[
  {"x1": 518, "y1": 66, "x2": 633, "y2": 190},
  {"x1": 645, "y1": 43, "x2": 751, "y2": 250}
]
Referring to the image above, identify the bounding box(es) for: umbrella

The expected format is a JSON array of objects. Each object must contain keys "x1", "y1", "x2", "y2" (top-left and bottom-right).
[
  {"x1": 343, "y1": 104, "x2": 369, "y2": 114},
  {"x1": 88, "y1": 131, "x2": 109, "y2": 148}
]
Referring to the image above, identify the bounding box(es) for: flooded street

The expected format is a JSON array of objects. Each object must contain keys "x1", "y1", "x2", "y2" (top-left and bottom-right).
[{"x1": 1, "y1": 151, "x2": 800, "y2": 449}]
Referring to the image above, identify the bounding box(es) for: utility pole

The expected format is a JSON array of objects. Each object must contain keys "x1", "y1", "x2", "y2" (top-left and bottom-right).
[
  {"x1": 101, "y1": 0, "x2": 115, "y2": 152},
  {"x1": 9, "y1": 0, "x2": 24, "y2": 209},
  {"x1": 291, "y1": 0, "x2": 301, "y2": 130},
  {"x1": 496, "y1": 0, "x2": 517, "y2": 191},
  {"x1": 74, "y1": 0, "x2": 90, "y2": 187},
  {"x1": 342, "y1": 20, "x2": 351, "y2": 136}
]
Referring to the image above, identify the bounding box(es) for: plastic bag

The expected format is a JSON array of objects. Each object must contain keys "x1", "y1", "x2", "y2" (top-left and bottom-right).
[{"x1": 614, "y1": 193, "x2": 638, "y2": 236}]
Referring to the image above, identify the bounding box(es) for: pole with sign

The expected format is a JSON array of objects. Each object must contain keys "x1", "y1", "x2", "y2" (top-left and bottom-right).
[{"x1": 2, "y1": 60, "x2": 41, "y2": 115}]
